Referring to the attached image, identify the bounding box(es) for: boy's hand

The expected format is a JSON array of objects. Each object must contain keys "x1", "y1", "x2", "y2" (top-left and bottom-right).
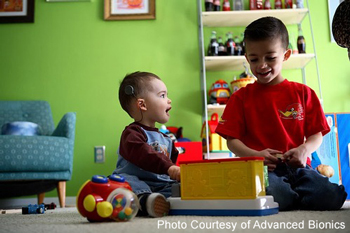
[
  {"x1": 168, "y1": 165, "x2": 181, "y2": 181},
  {"x1": 255, "y1": 149, "x2": 282, "y2": 171},
  {"x1": 284, "y1": 145, "x2": 308, "y2": 168}
]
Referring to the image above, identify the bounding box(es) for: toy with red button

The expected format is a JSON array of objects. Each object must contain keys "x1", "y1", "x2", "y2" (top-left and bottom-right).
[{"x1": 76, "y1": 174, "x2": 139, "y2": 222}]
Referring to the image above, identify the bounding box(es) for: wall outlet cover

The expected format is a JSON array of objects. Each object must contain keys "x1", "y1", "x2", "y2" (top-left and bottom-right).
[{"x1": 94, "y1": 146, "x2": 105, "y2": 163}]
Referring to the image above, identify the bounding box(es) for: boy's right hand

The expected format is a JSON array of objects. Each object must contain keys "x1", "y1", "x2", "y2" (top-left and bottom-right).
[
  {"x1": 255, "y1": 149, "x2": 282, "y2": 171},
  {"x1": 168, "y1": 165, "x2": 181, "y2": 181}
]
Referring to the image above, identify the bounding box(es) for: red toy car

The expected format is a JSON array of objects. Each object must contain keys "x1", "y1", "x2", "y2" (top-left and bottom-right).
[{"x1": 76, "y1": 174, "x2": 139, "y2": 222}]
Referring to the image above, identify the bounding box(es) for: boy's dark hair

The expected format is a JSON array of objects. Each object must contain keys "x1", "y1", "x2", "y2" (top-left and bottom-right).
[
  {"x1": 119, "y1": 71, "x2": 160, "y2": 117},
  {"x1": 244, "y1": 16, "x2": 289, "y2": 50}
]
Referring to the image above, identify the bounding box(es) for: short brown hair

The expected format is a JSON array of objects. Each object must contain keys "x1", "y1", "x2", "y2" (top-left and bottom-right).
[
  {"x1": 119, "y1": 71, "x2": 160, "y2": 117},
  {"x1": 244, "y1": 16, "x2": 289, "y2": 50}
]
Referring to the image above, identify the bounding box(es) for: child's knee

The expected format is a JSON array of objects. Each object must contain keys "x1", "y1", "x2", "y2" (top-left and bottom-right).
[{"x1": 300, "y1": 184, "x2": 347, "y2": 210}]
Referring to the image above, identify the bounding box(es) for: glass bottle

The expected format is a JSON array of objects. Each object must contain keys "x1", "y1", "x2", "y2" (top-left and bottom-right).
[
  {"x1": 223, "y1": 0, "x2": 231, "y2": 11},
  {"x1": 234, "y1": 36, "x2": 243, "y2": 56},
  {"x1": 264, "y1": 0, "x2": 271, "y2": 9},
  {"x1": 234, "y1": 0, "x2": 244, "y2": 11},
  {"x1": 256, "y1": 0, "x2": 263, "y2": 9},
  {"x1": 289, "y1": 33, "x2": 298, "y2": 54},
  {"x1": 208, "y1": 31, "x2": 219, "y2": 56},
  {"x1": 218, "y1": 37, "x2": 226, "y2": 56},
  {"x1": 213, "y1": 0, "x2": 221, "y2": 11},
  {"x1": 240, "y1": 32, "x2": 245, "y2": 54},
  {"x1": 275, "y1": 0, "x2": 282, "y2": 9},
  {"x1": 225, "y1": 32, "x2": 235, "y2": 55},
  {"x1": 249, "y1": 0, "x2": 256, "y2": 10},
  {"x1": 205, "y1": 0, "x2": 214, "y2": 11},
  {"x1": 297, "y1": 25, "x2": 306, "y2": 53},
  {"x1": 285, "y1": 0, "x2": 293, "y2": 9},
  {"x1": 295, "y1": 0, "x2": 304, "y2": 8}
]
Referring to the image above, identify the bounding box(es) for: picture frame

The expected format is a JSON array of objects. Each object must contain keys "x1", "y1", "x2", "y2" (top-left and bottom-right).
[
  {"x1": 104, "y1": 0, "x2": 155, "y2": 21},
  {"x1": 0, "y1": 0, "x2": 34, "y2": 23},
  {"x1": 46, "y1": 0, "x2": 90, "y2": 2},
  {"x1": 328, "y1": 0, "x2": 344, "y2": 42}
]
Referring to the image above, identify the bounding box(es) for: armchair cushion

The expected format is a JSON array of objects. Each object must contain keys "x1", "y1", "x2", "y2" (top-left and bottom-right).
[
  {"x1": 1, "y1": 121, "x2": 42, "y2": 136},
  {"x1": 0, "y1": 101, "x2": 54, "y2": 136}
]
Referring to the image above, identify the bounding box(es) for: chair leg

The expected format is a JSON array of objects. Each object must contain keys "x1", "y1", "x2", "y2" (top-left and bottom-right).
[
  {"x1": 38, "y1": 192, "x2": 45, "y2": 204},
  {"x1": 57, "y1": 181, "x2": 66, "y2": 208}
]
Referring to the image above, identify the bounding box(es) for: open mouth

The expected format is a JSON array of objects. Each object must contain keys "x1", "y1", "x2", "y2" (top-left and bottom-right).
[
  {"x1": 166, "y1": 107, "x2": 171, "y2": 115},
  {"x1": 258, "y1": 70, "x2": 271, "y2": 77}
]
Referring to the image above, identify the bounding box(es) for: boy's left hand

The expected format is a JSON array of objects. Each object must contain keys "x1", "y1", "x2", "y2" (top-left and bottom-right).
[
  {"x1": 283, "y1": 145, "x2": 308, "y2": 168},
  {"x1": 168, "y1": 165, "x2": 181, "y2": 181}
]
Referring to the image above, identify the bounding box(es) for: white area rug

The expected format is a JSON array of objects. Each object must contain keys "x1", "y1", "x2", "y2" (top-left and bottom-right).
[{"x1": 0, "y1": 201, "x2": 349, "y2": 233}]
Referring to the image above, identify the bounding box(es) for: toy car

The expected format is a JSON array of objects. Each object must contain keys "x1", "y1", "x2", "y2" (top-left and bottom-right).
[
  {"x1": 22, "y1": 204, "x2": 45, "y2": 215},
  {"x1": 76, "y1": 174, "x2": 139, "y2": 222}
]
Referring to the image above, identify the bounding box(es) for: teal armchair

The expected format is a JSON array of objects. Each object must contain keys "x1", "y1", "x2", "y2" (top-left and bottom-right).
[{"x1": 0, "y1": 101, "x2": 76, "y2": 207}]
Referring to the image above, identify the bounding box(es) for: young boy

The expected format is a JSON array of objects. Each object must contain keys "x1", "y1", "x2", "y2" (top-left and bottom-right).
[
  {"x1": 113, "y1": 71, "x2": 180, "y2": 217},
  {"x1": 216, "y1": 17, "x2": 347, "y2": 211}
]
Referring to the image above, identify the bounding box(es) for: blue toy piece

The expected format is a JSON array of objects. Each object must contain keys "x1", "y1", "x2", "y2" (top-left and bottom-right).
[{"x1": 22, "y1": 204, "x2": 46, "y2": 215}]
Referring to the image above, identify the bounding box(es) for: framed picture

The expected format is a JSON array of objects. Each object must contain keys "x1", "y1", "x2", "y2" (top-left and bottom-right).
[
  {"x1": 104, "y1": 0, "x2": 155, "y2": 21},
  {"x1": 328, "y1": 0, "x2": 344, "y2": 42},
  {"x1": 0, "y1": 0, "x2": 34, "y2": 23}
]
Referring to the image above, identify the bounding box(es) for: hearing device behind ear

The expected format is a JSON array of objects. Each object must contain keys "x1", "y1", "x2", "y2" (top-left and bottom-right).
[{"x1": 125, "y1": 85, "x2": 135, "y2": 96}]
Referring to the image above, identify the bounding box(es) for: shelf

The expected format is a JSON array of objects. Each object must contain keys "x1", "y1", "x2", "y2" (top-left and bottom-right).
[
  {"x1": 202, "y1": 9, "x2": 309, "y2": 27},
  {"x1": 207, "y1": 104, "x2": 226, "y2": 116},
  {"x1": 205, "y1": 53, "x2": 315, "y2": 71}
]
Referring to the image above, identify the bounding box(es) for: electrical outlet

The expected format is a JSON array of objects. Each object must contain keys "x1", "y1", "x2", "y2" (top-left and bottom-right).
[{"x1": 94, "y1": 146, "x2": 105, "y2": 163}]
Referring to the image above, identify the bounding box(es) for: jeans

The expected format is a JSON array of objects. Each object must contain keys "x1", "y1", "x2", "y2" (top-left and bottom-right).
[
  {"x1": 266, "y1": 163, "x2": 347, "y2": 211},
  {"x1": 115, "y1": 173, "x2": 176, "y2": 198}
]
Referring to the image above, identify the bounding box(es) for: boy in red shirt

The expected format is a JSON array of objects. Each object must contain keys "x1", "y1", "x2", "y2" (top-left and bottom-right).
[{"x1": 216, "y1": 17, "x2": 347, "y2": 210}]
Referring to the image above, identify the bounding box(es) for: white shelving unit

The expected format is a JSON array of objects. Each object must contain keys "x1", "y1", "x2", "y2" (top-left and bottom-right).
[
  {"x1": 202, "y1": 8, "x2": 308, "y2": 27},
  {"x1": 205, "y1": 54, "x2": 315, "y2": 71},
  {"x1": 197, "y1": 0, "x2": 322, "y2": 158}
]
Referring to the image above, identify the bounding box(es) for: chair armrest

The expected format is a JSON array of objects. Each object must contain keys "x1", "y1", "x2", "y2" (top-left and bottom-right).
[{"x1": 52, "y1": 112, "x2": 76, "y2": 139}]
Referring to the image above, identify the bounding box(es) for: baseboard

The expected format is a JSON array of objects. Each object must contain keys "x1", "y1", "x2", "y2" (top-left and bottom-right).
[{"x1": 0, "y1": 196, "x2": 76, "y2": 209}]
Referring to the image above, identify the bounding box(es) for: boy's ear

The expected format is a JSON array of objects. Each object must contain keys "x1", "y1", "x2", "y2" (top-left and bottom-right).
[
  {"x1": 137, "y1": 98, "x2": 147, "y2": 111},
  {"x1": 283, "y1": 49, "x2": 292, "y2": 61}
]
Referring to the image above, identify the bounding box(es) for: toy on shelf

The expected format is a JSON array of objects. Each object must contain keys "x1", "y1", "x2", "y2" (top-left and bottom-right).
[
  {"x1": 200, "y1": 113, "x2": 229, "y2": 153},
  {"x1": 22, "y1": 204, "x2": 46, "y2": 215},
  {"x1": 168, "y1": 157, "x2": 279, "y2": 216},
  {"x1": 76, "y1": 174, "x2": 139, "y2": 222},
  {"x1": 208, "y1": 79, "x2": 231, "y2": 105},
  {"x1": 230, "y1": 63, "x2": 256, "y2": 93}
]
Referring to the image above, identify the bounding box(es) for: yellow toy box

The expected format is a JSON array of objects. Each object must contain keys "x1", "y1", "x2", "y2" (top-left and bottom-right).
[{"x1": 180, "y1": 157, "x2": 265, "y2": 200}]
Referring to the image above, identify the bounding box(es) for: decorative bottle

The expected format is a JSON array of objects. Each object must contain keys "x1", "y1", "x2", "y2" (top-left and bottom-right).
[
  {"x1": 264, "y1": 0, "x2": 271, "y2": 9},
  {"x1": 275, "y1": 0, "x2": 282, "y2": 9},
  {"x1": 234, "y1": 0, "x2": 244, "y2": 11},
  {"x1": 297, "y1": 25, "x2": 306, "y2": 53},
  {"x1": 205, "y1": 0, "x2": 214, "y2": 11},
  {"x1": 223, "y1": 0, "x2": 231, "y2": 11}
]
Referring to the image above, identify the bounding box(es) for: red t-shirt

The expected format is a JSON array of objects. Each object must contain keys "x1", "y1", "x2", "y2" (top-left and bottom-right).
[{"x1": 216, "y1": 79, "x2": 330, "y2": 157}]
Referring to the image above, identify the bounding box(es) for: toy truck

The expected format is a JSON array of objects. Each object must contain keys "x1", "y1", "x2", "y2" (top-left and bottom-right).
[
  {"x1": 22, "y1": 204, "x2": 45, "y2": 215},
  {"x1": 76, "y1": 174, "x2": 139, "y2": 222}
]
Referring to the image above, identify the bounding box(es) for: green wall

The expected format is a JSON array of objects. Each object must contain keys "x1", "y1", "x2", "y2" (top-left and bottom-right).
[{"x1": 0, "y1": 0, "x2": 349, "y2": 198}]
